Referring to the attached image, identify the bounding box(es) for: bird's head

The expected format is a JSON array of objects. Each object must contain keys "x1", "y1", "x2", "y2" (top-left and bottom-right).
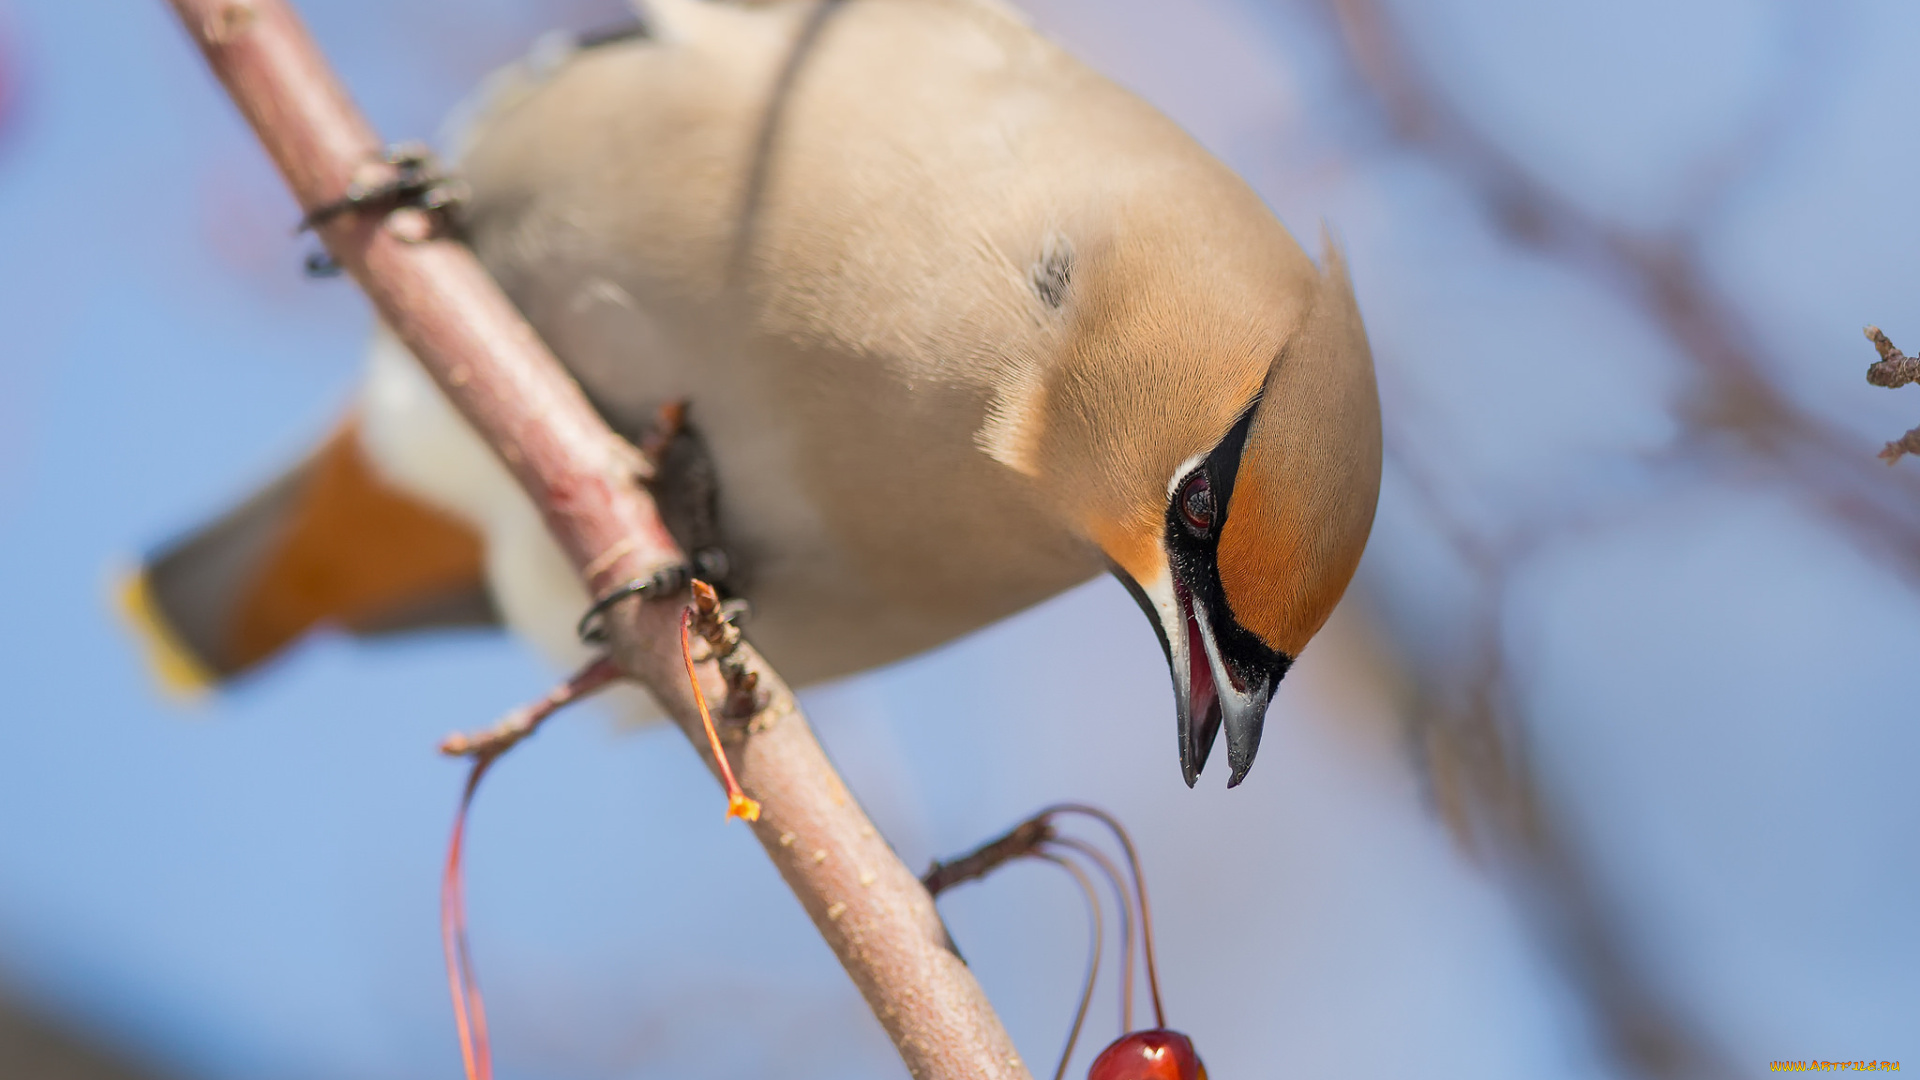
[{"x1": 986, "y1": 195, "x2": 1381, "y2": 787}]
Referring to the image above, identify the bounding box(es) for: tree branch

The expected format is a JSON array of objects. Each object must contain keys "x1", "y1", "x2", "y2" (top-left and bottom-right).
[
  {"x1": 1861, "y1": 327, "x2": 1920, "y2": 463},
  {"x1": 160, "y1": 2, "x2": 1028, "y2": 1077},
  {"x1": 1862, "y1": 326, "x2": 1920, "y2": 388}
]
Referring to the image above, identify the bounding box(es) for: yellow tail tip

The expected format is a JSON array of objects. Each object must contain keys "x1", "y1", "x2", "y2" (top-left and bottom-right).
[{"x1": 115, "y1": 568, "x2": 215, "y2": 699}]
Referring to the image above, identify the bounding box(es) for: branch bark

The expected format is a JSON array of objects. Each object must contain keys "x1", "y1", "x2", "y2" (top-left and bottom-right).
[
  {"x1": 1861, "y1": 327, "x2": 1920, "y2": 463},
  {"x1": 161, "y1": 3, "x2": 1028, "y2": 1077}
]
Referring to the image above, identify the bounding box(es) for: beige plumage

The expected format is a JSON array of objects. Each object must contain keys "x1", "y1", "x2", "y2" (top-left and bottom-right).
[{"x1": 129, "y1": 0, "x2": 1381, "y2": 787}]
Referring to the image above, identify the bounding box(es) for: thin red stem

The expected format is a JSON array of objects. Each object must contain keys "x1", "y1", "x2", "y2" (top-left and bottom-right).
[
  {"x1": 439, "y1": 656, "x2": 621, "y2": 1080},
  {"x1": 1035, "y1": 852, "x2": 1101, "y2": 1080},
  {"x1": 1047, "y1": 835, "x2": 1136, "y2": 1034},
  {"x1": 1043, "y1": 804, "x2": 1164, "y2": 1028},
  {"x1": 443, "y1": 757, "x2": 495, "y2": 1080},
  {"x1": 680, "y1": 608, "x2": 759, "y2": 822}
]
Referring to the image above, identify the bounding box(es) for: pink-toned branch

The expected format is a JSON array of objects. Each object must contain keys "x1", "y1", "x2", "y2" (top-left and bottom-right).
[{"x1": 160, "y1": 2, "x2": 1027, "y2": 1077}]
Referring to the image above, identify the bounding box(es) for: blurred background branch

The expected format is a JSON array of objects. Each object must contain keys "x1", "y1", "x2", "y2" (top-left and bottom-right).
[
  {"x1": 1301, "y1": 0, "x2": 1913, "y2": 1076},
  {"x1": 0, "y1": 989, "x2": 172, "y2": 1080}
]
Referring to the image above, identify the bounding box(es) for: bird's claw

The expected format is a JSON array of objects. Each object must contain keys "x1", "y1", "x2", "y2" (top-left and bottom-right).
[{"x1": 297, "y1": 142, "x2": 469, "y2": 234}]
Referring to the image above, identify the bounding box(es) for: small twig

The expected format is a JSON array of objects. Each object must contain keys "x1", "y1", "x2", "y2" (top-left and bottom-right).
[
  {"x1": 1863, "y1": 326, "x2": 1920, "y2": 388},
  {"x1": 439, "y1": 627, "x2": 755, "y2": 1080},
  {"x1": 1861, "y1": 327, "x2": 1920, "y2": 463},
  {"x1": 922, "y1": 816, "x2": 1057, "y2": 897},
  {"x1": 439, "y1": 655, "x2": 623, "y2": 760},
  {"x1": 438, "y1": 655, "x2": 625, "y2": 1080},
  {"x1": 923, "y1": 804, "x2": 1173, "y2": 1070},
  {"x1": 1879, "y1": 426, "x2": 1920, "y2": 465},
  {"x1": 920, "y1": 812, "x2": 1126, "y2": 1080}
]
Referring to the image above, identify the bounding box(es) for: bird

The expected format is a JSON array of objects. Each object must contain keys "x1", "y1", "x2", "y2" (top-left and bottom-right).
[{"x1": 123, "y1": 0, "x2": 1382, "y2": 788}]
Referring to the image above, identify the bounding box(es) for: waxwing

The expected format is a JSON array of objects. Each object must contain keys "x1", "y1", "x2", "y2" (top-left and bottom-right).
[{"x1": 125, "y1": 0, "x2": 1382, "y2": 787}]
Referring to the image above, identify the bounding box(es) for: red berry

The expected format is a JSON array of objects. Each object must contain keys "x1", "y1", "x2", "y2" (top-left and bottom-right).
[{"x1": 1086, "y1": 1029, "x2": 1207, "y2": 1080}]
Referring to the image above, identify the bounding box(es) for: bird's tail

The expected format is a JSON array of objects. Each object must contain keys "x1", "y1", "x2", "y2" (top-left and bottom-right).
[{"x1": 120, "y1": 419, "x2": 496, "y2": 693}]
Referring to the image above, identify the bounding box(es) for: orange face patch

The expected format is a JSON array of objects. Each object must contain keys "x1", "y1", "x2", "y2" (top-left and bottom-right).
[
  {"x1": 1214, "y1": 440, "x2": 1372, "y2": 656},
  {"x1": 1211, "y1": 255, "x2": 1382, "y2": 657}
]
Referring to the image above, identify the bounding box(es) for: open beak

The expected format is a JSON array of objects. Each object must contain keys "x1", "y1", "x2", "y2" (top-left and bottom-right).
[
  {"x1": 1112, "y1": 566, "x2": 1280, "y2": 788},
  {"x1": 1173, "y1": 579, "x2": 1276, "y2": 787}
]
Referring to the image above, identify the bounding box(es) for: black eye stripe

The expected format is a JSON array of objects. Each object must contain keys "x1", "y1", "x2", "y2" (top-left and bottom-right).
[
  {"x1": 1161, "y1": 394, "x2": 1288, "y2": 727},
  {"x1": 1167, "y1": 395, "x2": 1260, "y2": 538},
  {"x1": 1206, "y1": 397, "x2": 1260, "y2": 527}
]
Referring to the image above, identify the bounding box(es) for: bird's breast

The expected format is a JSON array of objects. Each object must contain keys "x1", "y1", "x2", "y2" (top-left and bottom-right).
[{"x1": 532, "y1": 276, "x2": 1101, "y2": 686}]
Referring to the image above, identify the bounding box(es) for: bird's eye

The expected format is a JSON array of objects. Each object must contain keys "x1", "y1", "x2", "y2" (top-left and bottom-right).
[{"x1": 1178, "y1": 472, "x2": 1213, "y2": 535}]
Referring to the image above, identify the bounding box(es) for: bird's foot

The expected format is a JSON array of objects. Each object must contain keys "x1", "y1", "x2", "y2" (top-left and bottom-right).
[
  {"x1": 632, "y1": 402, "x2": 738, "y2": 592},
  {"x1": 576, "y1": 563, "x2": 694, "y2": 645},
  {"x1": 638, "y1": 400, "x2": 688, "y2": 463},
  {"x1": 297, "y1": 142, "x2": 469, "y2": 235},
  {"x1": 299, "y1": 143, "x2": 467, "y2": 277}
]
